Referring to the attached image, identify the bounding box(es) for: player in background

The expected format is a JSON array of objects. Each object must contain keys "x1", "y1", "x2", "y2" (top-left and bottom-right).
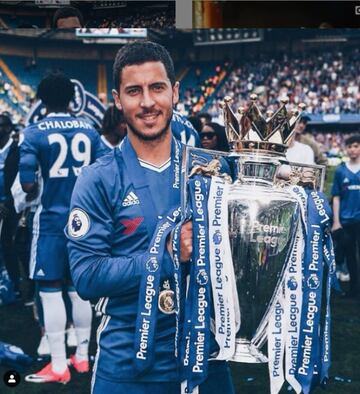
[
  {"x1": 171, "y1": 108, "x2": 201, "y2": 147},
  {"x1": 100, "y1": 104, "x2": 127, "y2": 153},
  {"x1": 19, "y1": 72, "x2": 105, "y2": 384},
  {"x1": 332, "y1": 135, "x2": 360, "y2": 298}
]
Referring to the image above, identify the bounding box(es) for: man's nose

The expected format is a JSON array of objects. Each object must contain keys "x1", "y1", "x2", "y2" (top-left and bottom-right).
[{"x1": 141, "y1": 89, "x2": 155, "y2": 108}]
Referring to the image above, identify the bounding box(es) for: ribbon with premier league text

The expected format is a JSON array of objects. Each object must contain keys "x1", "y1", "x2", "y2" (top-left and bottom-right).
[
  {"x1": 181, "y1": 176, "x2": 212, "y2": 394},
  {"x1": 208, "y1": 176, "x2": 240, "y2": 360},
  {"x1": 266, "y1": 198, "x2": 302, "y2": 394},
  {"x1": 318, "y1": 213, "x2": 340, "y2": 385},
  {"x1": 295, "y1": 189, "x2": 332, "y2": 394},
  {"x1": 266, "y1": 185, "x2": 337, "y2": 394},
  {"x1": 133, "y1": 206, "x2": 181, "y2": 372}
]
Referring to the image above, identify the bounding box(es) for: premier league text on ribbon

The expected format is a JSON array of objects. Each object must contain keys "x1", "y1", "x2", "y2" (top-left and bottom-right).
[
  {"x1": 192, "y1": 179, "x2": 207, "y2": 374},
  {"x1": 210, "y1": 182, "x2": 232, "y2": 347},
  {"x1": 271, "y1": 301, "x2": 284, "y2": 378},
  {"x1": 136, "y1": 273, "x2": 155, "y2": 360},
  {"x1": 310, "y1": 192, "x2": 330, "y2": 225},
  {"x1": 297, "y1": 190, "x2": 329, "y2": 383},
  {"x1": 287, "y1": 233, "x2": 301, "y2": 377},
  {"x1": 297, "y1": 225, "x2": 320, "y2": 376},
  {"x1": 136, "y1": 207, "x2": 181, "y2": 363}
]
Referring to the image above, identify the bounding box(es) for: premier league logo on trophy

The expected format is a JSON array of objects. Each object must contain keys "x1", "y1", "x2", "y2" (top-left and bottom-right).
[{"x1": 179, "y1": 94, "x2": 336, "y2": 394}]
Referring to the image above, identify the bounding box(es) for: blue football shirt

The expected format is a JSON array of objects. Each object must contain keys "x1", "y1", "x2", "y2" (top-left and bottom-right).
[
  {"x1": 66, "y1": 137, "x2": 184, "y2": 382},
  {"x1": 19, "y1": 113, "x2": 105, "y2": 235},
  {"x1": 331, "y1": 162, "x2": 360, "y2": 224}
]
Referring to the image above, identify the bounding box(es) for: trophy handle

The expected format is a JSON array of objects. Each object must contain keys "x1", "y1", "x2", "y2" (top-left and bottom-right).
[
  {"x1": 182, "y1": 146, "x2": 232, "y2": 218},
  {"x1": 276, "y1": 161, "x2": 326, "y2": 191}
]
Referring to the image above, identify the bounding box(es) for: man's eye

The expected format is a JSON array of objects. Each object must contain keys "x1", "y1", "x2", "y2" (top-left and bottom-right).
[
  {"x1": 153, "y1": 85, "x2": 164, "y2": 92},
  {"x1": 127, "y1": 88, "x2": 140, "y2": 95}
]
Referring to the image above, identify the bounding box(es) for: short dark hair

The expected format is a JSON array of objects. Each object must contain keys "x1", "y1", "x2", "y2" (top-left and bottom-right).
[
  {"x1": 187, "y1": 115, "x2": 202, "y2": 133},
  {"x1": 345, "y1": 135, "x2": 360, "y2": 146},
  {"x1": 53, "y1": 6, "x2": 83, "y2": 28},
  {"x1": 113, "y1": 41, "x2": 175, "y2": 92},
  {"x1": 198, "y1": 112, "x2": 212, "y2": 123},
  {"x1": 102, "y1": 105, "x2": 125, "y2": 135},
  {"x1": 37, "y1": 72, "x2": 74, "y2": 110},
  {"x1": 299, "y1": 115, "x2": 311, "y2": 124},
  {"x1": 0, "y1": 113, "x2": 13, "y2": 129}
]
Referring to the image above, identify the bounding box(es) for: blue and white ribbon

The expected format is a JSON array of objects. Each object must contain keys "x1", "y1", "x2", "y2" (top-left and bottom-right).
[
  {"x1": 295, "y1": 189, "x2": 332, "y2": 394},
  {"x1": 208, "y1": 176, "x2": 240, "y2": 360},
  {"x1": 133, "y1": 206, "x2": 181, "y2": 372},
  {"x1": 283, "y1": 222, "x2": 304, "y2": 394},
  {"x1": 181, "y1": 176, "x2": 212, "y2": 394}
]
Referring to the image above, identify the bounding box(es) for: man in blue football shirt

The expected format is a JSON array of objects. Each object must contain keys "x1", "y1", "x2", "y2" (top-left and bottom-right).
[
  {"x1": 19, "y1": 72, "x2": 105, "y2": 384},
  {"x1": 67, "y1": 41, "x2": 235, "y2": 393},
  {"x1": 332, "y1": 135, "x2": 360, "y2": 298}
]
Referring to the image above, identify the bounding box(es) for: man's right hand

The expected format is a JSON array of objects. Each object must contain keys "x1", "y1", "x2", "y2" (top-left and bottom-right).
[
  {"x1": 167, "y1": 220, "x2": 193, "y2": 263},
  {"x1": 331, "y1": 222, "x2": 342, "y2": 232}
]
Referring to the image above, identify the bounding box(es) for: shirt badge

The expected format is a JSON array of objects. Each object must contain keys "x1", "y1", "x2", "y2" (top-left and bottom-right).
[{"x1": 68, "y1": 208, "x2": 90, "y2": 238}]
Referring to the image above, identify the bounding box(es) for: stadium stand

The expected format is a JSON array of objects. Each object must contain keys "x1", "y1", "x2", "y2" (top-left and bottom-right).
[
  {"x1": 0, "y1": 1, "x2": 175, "y2": 28},
  {"x1": 206, "y1": 48, "x2": 360, "y2": 118},
  {"x1": 0, "y1": 28, "x2": 359, "y2": 157}
]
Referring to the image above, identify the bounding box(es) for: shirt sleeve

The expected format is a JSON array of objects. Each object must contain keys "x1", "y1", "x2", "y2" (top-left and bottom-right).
[
  {"x1": 19, "y1": 129, "x2": 38, "y2": 184},
  {"x1": 331, "y1": 166, "x2": 342, "y2": 197},
  {"x1": 66, "y1": 162, "x2": 174, "y2": 300}
]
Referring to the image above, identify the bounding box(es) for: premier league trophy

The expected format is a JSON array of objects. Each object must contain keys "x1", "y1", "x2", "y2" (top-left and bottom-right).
[{"x1": 180, "y1": 94, "x2": 334, "y2": 394}]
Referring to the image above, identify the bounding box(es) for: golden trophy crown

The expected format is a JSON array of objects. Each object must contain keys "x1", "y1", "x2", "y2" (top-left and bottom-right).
[{"x1": 220, "y1": 94, "x2": 306, "y2": 156}]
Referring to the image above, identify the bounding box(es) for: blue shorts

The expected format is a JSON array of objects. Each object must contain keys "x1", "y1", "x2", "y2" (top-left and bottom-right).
[
  {"x1": 29, "y1": 233, "x2": 69, "y2": 281},
  {"x1": 92, "y1": 361, "x2": 235, "y2": 394}
]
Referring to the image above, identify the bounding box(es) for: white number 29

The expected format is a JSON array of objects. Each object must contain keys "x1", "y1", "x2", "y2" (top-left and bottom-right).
[{"x1": 48, "y1": 133, "x2": 91, "y2": 178}]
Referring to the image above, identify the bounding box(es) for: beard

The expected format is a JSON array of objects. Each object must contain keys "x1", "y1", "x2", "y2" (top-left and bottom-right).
[{"x1": 125, "y1": 108, "x2": 173, "y2": 142}]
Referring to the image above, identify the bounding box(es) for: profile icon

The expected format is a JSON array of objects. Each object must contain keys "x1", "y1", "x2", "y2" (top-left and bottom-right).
[{"x1": 3, "y1": 370, "x2": 20, "y2": 387}]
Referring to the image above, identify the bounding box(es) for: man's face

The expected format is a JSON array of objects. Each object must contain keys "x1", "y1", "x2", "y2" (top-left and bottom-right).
[
  {"x1": 56, "y1": 16, "x2": 81, "y2": 28},
  {"x1": 112, "y1": 61, "x2": 179, "y2": 142},
  {"x1": 346, "y1": 142, "x2": 360, "y2": 160}
]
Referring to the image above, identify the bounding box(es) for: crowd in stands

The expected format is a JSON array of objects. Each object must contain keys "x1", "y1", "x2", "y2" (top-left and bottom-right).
[
  {"x1": 202, "y1": 49, "x2": 360, "y2": 119},
  {"x1": 314, "y1": 132, "x2": 355, "y2": 160},
  {"x1": 1, "y1": 48, "x2": 359, "y2": 159},
  {"x1": 179, "y1": 62, "x2": 231, "y2": 115},
  {"x1": 91, "y1": 10, "x2": 175, "y2": 29},
  {"x1": 0, "y1": 71, "x2": 35, "y2": 125},
  {"x1": 0, "y1": 4, "x2": 174, "y2": 29}
]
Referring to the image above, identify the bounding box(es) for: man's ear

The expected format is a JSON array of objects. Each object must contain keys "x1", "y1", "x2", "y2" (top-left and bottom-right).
[
  {"x1": 172, "y1": 81, "x2": 180, "y2": 106},
  {"x1": 112, "y1": 89, "x2": 122, "y2": 111}
]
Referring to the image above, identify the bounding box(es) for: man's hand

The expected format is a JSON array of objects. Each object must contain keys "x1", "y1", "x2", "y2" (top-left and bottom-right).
[
  {"x1": 167, "y1": 221, "x2": 193, "y2": 263},
  {"x1": 331, "y1": 222, "x2": 342, "y2": 232}
]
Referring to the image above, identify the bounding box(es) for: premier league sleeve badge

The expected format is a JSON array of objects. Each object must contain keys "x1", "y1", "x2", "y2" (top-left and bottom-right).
[{"x1": 68, "y1": 208, "x2": 91, "y2": 238}]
